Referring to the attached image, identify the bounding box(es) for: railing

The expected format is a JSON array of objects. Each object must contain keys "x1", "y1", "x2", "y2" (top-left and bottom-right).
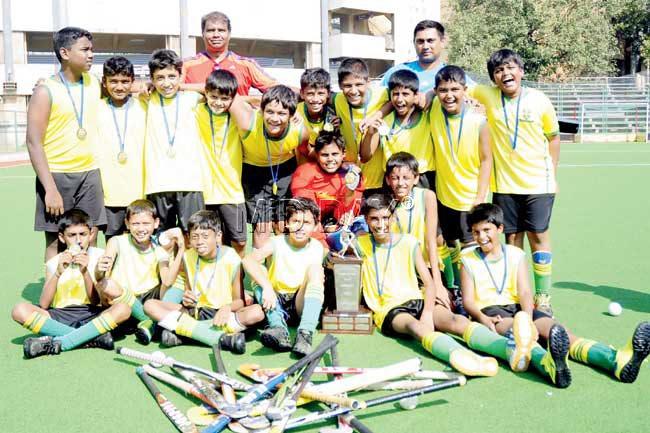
[
  {"x1": 578, "y1": 102, "x2": 649, "y2": 143},
  {"x1": 0, "y1": 110, "x2": 27, "y2": 153}
]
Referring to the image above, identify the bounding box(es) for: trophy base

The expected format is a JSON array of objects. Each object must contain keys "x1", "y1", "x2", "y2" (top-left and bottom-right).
[{"x1": 320, "y1": 308, "x2": 373, "y2": 335}]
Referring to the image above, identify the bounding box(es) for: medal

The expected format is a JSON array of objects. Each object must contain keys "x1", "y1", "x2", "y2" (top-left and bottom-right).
[
  {"x1": 167, "y1": 147, "x2": 176, "y2": 158},
  {"x1": 378, "y1": 123, "x2": 390, "y2": 137},
  {"x1": 77, "y1": 127, "x2": 87, "y2": 140},
  {"x1": 117, "y1": 151, "x2": 128, "y2": 164},
  {"x1": 323, "y1": 122, "x2": 334, "y2": 132},
  {"x1": 344, "y1": 167, "x2": 360, "y2": 191},
  {"x1": 160, "y1": 93, "x2": 179, "y2": 158},
  {"x1": 109, "y1": 97, "x2": 131, "y2": 165},
  {"x1": 59, "y1": 72, "x2": 86, "y2": 141},
  {"x1": 264, "y1": 128, "x2": 284, "y2": 197},
  {"x1": 272, "y1": 182, "x2": 278, "y2": 195},
  {"x1": 312, "y1": 126, "x2": 320, "y2": 134}
]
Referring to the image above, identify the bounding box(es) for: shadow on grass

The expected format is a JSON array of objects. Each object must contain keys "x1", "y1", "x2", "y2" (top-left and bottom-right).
[
  {"x1": 21, "y1": 278, "x2": 44, "y2": 304},
  {"x1": 555, "y1": 281, "x2": 650, "y2": 314}
]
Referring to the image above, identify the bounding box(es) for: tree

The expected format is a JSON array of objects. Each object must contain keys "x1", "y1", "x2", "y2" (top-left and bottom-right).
[{"x1": 609, "y1": 0, "x2": 650, "y2": 73}]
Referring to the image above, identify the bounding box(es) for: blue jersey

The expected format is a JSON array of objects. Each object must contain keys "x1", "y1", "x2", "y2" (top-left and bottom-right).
[{"x1": 381, "y1": 60, "x2": 474, "y2": 93}]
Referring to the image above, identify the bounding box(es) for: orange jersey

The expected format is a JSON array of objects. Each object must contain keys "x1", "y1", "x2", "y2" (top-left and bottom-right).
[{"x1": 182, "y1": 51, "x2": 277, "y2": 96}]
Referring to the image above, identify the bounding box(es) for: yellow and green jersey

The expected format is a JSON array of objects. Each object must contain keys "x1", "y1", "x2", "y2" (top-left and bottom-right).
[
  {"x1": 41, "y1": 72, "x2": 101, "y2": 173},
  {"x1": 45, "y1": 247, "x2": 103, "y2": 308},
  {"x1": 334, "y1": 87, "x2": 389, "y2": 188},
  {"x1": 95, "y1": 97, "x2": 147, "y2": 207},
  {"x1": 195, "y1": 104, "x2": 245, "y2": 204},
  {"x1": 383, "y1": 109, "x2": 435, "y2": 174},
  {"x1": 358, "y1": 233, "x2": 423, "y2": 329},
  {"x1": 430, "y1": 99, "x2": 485, "y2": 211},
  {"x1": 390, "y1": 187, "x2": 430, "y2": 264},
  {"x1": 469, "y1": 85, "x2": 559, "y2": 194},
  {"x1": 182, "y1": 246, "x2": 240, "y2": 310},
  {"x1": 109, "y1": 234, "x2": 169, "y2": 296},
  {"x1": 296, "y1": 102, "x2": 334, "y2": 147},
  {"x1": 240, "y1": 110, "x2": 303, "y2": 167},
  {"x1": 267, "y1": 235, "x2": 324, "y2": 294},
  {"x1": 460, "y1": 244, "x2": 525, "y2": 310},
  {"x1": 144, "y1": 90, "x2": 206, "y2": 195}
]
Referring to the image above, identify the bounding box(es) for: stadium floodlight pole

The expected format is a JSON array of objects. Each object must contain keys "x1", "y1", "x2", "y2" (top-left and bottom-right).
[
  {"x1": 2, "y1": 0, "x2": 14, "y2": 83},
  {"x1": 320, "y1": 0, "x2": 329, "y2": 72},
  {"x1": 179, "y1": 0, "x2": 192, "y2": 58}
]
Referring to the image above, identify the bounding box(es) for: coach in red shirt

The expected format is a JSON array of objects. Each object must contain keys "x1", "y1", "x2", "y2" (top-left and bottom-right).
[{"x1": 181, "y1": 11, "x2": 278, "y2": 95}]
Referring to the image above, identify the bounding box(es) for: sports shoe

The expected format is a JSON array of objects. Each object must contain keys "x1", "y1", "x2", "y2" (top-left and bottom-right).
[
  {"x1": 260, "y1": 327, "x2": 292, "y2": 352},
  {"x1": 449, "y1": 348, "x2": 499, "y2": 377},
  {"x1": 615, "y1": 321, "x2": 650, "y2": 383},
  {"x1": 509, "y1": 312, "x2": 538, "y2": 372},
  {"x1": 23, "y1": 336, "x2": 62, "y2": 359},
  {"x1": 292, "y1": 329, "x2": 313, "y2": 358},
  {"x1": 83, "y1": 332, "x2": 114, "y2": 350},
  {"x1": 135, "y1": 319, "x2": 154, "y2": 345},
  {"x1": 160, "y1": 329, "x2": 184, "y2": 348},
  {"x1": 534, "y1": 293, "x2": 554, "y2": 317},
  {"x1": 219, "y1": 332, "x2": 246, "y2": 354},
  {"x1": 541, "y1": 324, "x2": 571, "y2": 388}
]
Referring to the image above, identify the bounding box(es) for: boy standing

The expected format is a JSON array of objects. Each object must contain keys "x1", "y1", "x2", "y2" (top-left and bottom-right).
[
  {"x1": 296, "y1": 68, "x2": 337, "y2": 160},
  {"x1": 96, "y1": 56, "x2": 147, "y2": 239},
  {"x1": 12, "y1": 210, "x2": 130, "y2": 358},
  {"x1": 196, "y1": 70, "x2": 247, "y2": 256},
  {"x1": 144, "y1": 211, "x2": 264, "y2": 352},
  {"x1": 461, "y1": 204, "x2": 650, "y2": 387},
  {"x1": 468, "y1": 49, "x2": 559, "y2": 314},
  {"x1": 27, "y1": 27, "x2": 106, "y2": 261},
  {"x1": 144, "y1": 49, "x2": 206, "y2": 231},
  {"x1": 243, "y1": 198, "x2": 325, "y2": 357}
]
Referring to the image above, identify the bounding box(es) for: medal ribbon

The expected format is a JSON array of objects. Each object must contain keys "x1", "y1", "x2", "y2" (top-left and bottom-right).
[
  {"x1": 58, "y1": 72, "x2": 84, "y2": 131},
  {"x1": 477, "y1": 244, "x2": 508, "y2": 295},
  {"x1": 443, "y1": 105, "x2": 466, "y2": 164},
  {"x1": 501, "y1": 91, "x2": 522, "y2": 150},
  {"x1": 159, "y1": 93, "x2": 180, "y2": 150},
  {"x1": 371, "y1": 234, "x2": 393, "y2": 297},
  {"x1": 109, "y1": 98, "x2": 130, "y2": 156},
  {"x1": 207, "y1": 104, "x2": 230, "y2": 159}
]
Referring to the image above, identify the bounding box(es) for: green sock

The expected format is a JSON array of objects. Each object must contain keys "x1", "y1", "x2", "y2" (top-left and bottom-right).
[
  {"x1": 111, "y1": 287, "x2": 150, "y2": 321},
  {"x1": 162, "y1": 287, "x2": 184, "y2": 304},
  {"x1": 462, "y1": 322, "x2": 509, "y2": 361},
  {"x1": 532, "y1": 251, "x2": 552, "y2": 296},
  {"x1": 438, "y1": 245, "x2": 455, "y2": 288},
  {"x1": 55, "y1": 313, "x2": 118, "y2": 351},
  {"x1": 254, "y1": 285, "x2": 288, "y2": 330},
  {"x1": 450, "y1": 243, "x2": 461, "y2": 289},
  {"x1": 421, "y1": 331, "x2": 465, "y2": 363},
  {"x1": 298, "y1": 283, "x2": 324, "y2": 333},
  {"x1": 570, "y1": 338, "x2": 616, "y2": 372},
  {"x1": 175, "y1": 313, "x2": 224, "y2": 347},
  {"x1": 23, "y1": 312, "x2": 74, "y2": 337},
  {"x1": 530, "y1": 344, "x2": 554, "y2": 382}
]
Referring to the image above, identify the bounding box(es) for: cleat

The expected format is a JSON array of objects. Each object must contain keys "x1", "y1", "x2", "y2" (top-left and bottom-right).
[
  {"x1": 260, "y1": 327, "x2": 292, "y2": 352},
  {"x1": 135, "y1": 319, "x2": 154, "y2": 345},
  {"x1": 449, "y1": 348, "x2": 498, "y2": 377},
  {"x1": 83, "y1": 332, "x2": 114, "y2": 350},
  {"x1": 509, "y1": 312, "x2": 537, "y2": 372},
  {"x1": 535, "y1": 294, "x2": 554, "y2": 317},
  {"x1": 615, "y1": 322, "x2": 650, "y2": 383},
  {"x1": 160, "y1": 329, "x2": 184, "y2": 347},
  {"x1": 219, "y1": 332, "x2": 246, "y2": 355},
  {"x1": 23, "y1": 336, "x2": 62, "y2": 359},
  {"x1": 542, "y1": 324, "x2": 571, "y2": 388},
  {"x1": 292, "y1": 329, "x2": 313, "y2": 358}
]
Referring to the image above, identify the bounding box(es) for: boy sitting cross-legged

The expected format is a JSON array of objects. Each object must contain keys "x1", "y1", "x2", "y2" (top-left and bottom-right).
[
  {"x1": 13, "y1": 209, "x2": 130, "y2": 358},
  {"x1": 143, "y1": 210, "x2": 264, "y2": 353}
]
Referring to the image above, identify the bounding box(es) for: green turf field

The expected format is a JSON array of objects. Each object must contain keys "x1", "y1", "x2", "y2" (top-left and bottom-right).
[{"x1": 1, "y1": 142, "x2": 649, "y2": 433}]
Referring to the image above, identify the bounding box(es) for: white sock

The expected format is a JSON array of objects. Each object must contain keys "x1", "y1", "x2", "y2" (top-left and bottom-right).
[{"x1": 158, "y1": 310, "x2": 182, "y2": 331}]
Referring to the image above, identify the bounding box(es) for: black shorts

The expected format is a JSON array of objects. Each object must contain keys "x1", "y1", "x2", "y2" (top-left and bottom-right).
[
  {"x1": 438, "y1": 201, "x2": 473, "y2": 243},
  {"x1": 417, "y1": 170, "x2": 436, "y2": 193},
  {"x1": 242, "y1": 158, "x2": 296, "y2": 224},
  {"x1": 105, "y1": 206, "x2": 127, "y2": 236},
  {"x1": 147, "y1": 191, "x2": 205, "y2": 231},
  {"x1": 184, "y1": 306, "x2": 218, "y2": 321},
  {"x1": 137, "y1": 286, "x2": 162, "y2": 303},
  {"x1": 277, "y1": 292, "x2": 301, "y2": 327},
  {"x1": 492, "y1": 193, "x2": 555, "y2": 234},
  {"x1": 35, "y1": 169, "x2": 107, "y2": 232},
  {"x1": 481, "y1": 304, "x2": 551, "y2": 322},
  {"x1": 206, "y1": 203, "x2": 247, "y2": 243},
  {"x1": 381, "y1": 299, "x2": 424, "y2": 336},
  {"x1": 48, "y1": 304, "x2": 105, "y2": 328}
]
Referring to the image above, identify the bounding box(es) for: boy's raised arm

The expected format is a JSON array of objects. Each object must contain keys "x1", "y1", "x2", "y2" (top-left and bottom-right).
[
  {"x1": 40, "y1": 255, "x2": 69, "y2": 309},
  {"x1": 359, "y1": 118, "x2": 382, "y2": 163},
  {"x1": 229, "y1": 94, "x2": 255, "y2": 132},
  {"x1": 158, "y1": 228, "x2": 185, "y2": 292},
  {"x1": 95, "y1": 237, "x2": 119, "y2": 282}
]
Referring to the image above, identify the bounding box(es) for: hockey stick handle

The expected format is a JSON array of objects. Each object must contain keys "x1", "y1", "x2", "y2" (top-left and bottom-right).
[
  {"x1": 213, "y1": 345, "x2": 237, "y2": 404},
  {"x1": 300, "y1": 388, "x2": 364, "y2": 409},
  {"x1": 341, "y1": 414, "x2": 374, "y2": 433},
  {"x1": 142, "y1": 365, "x2": 211, "y2": 405}
]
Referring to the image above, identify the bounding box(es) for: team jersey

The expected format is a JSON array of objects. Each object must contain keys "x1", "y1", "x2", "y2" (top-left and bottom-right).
[
  {"x1": 296, "y1": 102, "x2": 334, "y2": 147},
  {"x1": 143, "y1": 90, "x2": 206, "y2": 195},
  {"x1": 182, "y1": 51, "x2": 277, "y2": 96},
  {"x1": 334, "y1": 88, "x2": 389, "y2": 188},
  {"x1": 267, "y1": 235, "x2": 324, "y2": 294},
  {"x1": 390, "y1": 187, "x2": 430, "y2": 264},
  {"x1": 382, "y1": 109, "x2": 435, "y2": 173},
  {"x1": 381, "y1": 61, "x2": 475, "y2": 93},
  {"x1": 109, "y1": 234, "x2": 169, "y2": 296},
  {"x1": 195, "y1": 103, "x2": 245, "y2": 204},
  {"x1": 357, "y1": 234, "x2": 422, "y2": 329},
  {"x1": 41, "y1": 72, "x2": 101, "y2": 173},
  {"x1": 430, "y1": 99, "x2": 486, "y2": 211},
  {"x1": 95, "y1": 97, "x2": 147, "y2": 207},
  {"x1": 460, "y1": 244, "x2": 526, "y2": 310},
  {"x1": 240, "y1": 110, "x2": 303, "y2": 167},
  {"x1": 45, "y1": 247, "x2": 103, "y2": 308},
  {"x1": 468, "y1": 85, "x2": 559, "y2": 194},
  {"x1": 181, "y1": 246, "x2": 240, "y2": 310}
]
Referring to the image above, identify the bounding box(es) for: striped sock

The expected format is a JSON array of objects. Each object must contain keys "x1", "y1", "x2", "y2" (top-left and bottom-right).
[
  {"x1": 111, "y1": 288, "x2": 150, "y2": 321},
  {"x1": 421, "y1": 331, "x2": 464, "y2": 363},
  {"x1": 175, "y1": 313, "x2": 224, "y2": 347},
  {"x1": 532, "y1": 251, "x2": 552, "y2": 296},
  {"x1": 23, "y1": 311, "x2": 74, "y2": 336},
  {"x1": 438, "y1": 244, "x2": 455, "y2": 288},
  {"x1": 55, "y1": 312, "x2": 118, "y2": 351},
  {"x1": 569, "y1": 338, "x2": 616, "y2": 372},
  {"x1": 462, "y1": 321, "x2": 509, "y2": 361}
]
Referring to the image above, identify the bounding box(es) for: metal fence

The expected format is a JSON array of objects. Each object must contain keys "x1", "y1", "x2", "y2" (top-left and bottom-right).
[{"x1": 0, "y1": 110, "x2": 27, "y2": 153}]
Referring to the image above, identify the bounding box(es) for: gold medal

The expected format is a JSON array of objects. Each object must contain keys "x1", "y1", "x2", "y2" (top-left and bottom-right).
[
  {"x1": 312, "y1": 126, "x2": 320, "y2": 134},
  {"x1": 272, "y1": 182, "x2": 278, "y2": 195},
  {"x1": 323, "y1": 122, "x2": 334, "y2": 132},
  {"x1": 378, "y1": 123, "x2": 390, "y2": 137},
  {"x1": 117, "y1": 151, "x2": 128, "y2": 164},
  {"x1": 77, "y1": 127, "x2": 87, "y2": 140},
  {"x1": 167, "y1": 147, "x2": 176, "y2": 158}
]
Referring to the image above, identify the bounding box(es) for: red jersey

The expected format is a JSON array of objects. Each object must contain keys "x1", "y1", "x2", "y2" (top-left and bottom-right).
[
  {"x1": 182, "y1": 51, "x2": 277, "y2": 95},
  {"x1": 290, "y1": 162, "x2": 364, "y2": 223}
]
